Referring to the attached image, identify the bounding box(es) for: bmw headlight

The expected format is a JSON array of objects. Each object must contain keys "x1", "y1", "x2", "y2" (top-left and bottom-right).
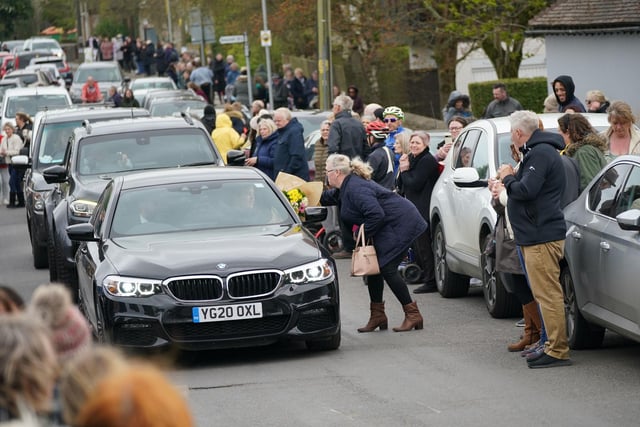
[
  {"x1": 103, "y1": 276, "x2": 163, "y2": 297},
  {"x1": 69, "y1": 199, "x2": 97, "y2": 218},
  {"x1": 284, "y1": 259, "x2": 334, "y2": 284}
]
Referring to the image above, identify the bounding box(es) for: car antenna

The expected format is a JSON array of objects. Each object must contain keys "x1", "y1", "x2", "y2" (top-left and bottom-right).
[
  {"x1": 181, "y1": 111, "x2": 194, "y2": 126},
  {"x1": 82, "y1": 119, "x2": 92, "y2": 134}
]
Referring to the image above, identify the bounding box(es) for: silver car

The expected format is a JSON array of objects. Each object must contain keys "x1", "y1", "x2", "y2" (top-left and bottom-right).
[{"x1": 562, "y1": 155, "x2": 640, "y2": 349}]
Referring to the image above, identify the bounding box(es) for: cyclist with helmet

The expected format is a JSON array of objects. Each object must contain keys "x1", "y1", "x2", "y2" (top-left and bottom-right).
[
  {"x1": 365, "y1": 121, "x2": 395, "y2": 190},
  {"x1": 382, "y1": 106, "x2": 411, "y2": 173}
]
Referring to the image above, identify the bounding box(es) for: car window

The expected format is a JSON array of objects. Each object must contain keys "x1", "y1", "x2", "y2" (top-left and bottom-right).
[
  {"x1": 33, "y1": 41, "x2": 59, "y2": 51},
  {"x1": 588, "y1": 164, "x2": 630, "y2": 217},
  {"x1": 92, "y1": 182, "x2": 112, "y2": 236},
  {"x1": 37, "y1": 122, "x2": 79, "y2": 167},
  {"x1": 149, "y1": 100, "x2": 206, "y2": 117},
  {"x1": 5, "y1": 94, "x2": 70, "y2": 118},
  {"x1": 110, "y1": 180, "x2": 291, "y2": 237},
  {"x1": 453, "y1": 129, "x2": 479, "y2": 169},
  {"x1": 132, "y1": 81, "x2": 175, "y2": 90},
  {"x1": 471, "y1": 130, "x2": 490, "y2": 179},
  {"x1": 77, "y1": 128, "x2": 216, "y2": 176},
  {"x1": 497, "y1": 131, "x2": 518, "y2": 167},
  {"x1": 76, "y1": 67, "x2": 121, "y2": 83},
  {"x1": 614, "y1": 166, "x2": 640, "y2": 215}
]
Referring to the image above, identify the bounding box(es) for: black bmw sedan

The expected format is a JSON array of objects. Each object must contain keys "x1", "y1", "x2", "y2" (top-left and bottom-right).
[{"x1": 67, "y1": 167, "x2": 341, "y2": 351}]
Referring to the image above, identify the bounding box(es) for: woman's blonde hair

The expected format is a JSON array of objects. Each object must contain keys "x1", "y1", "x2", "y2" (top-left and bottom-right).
[
  {"x1": 0, "y1": 315, "x2": 59, "y2": 417},
  {"x1": 394, "y1": 132, "x2": 411, "y2": 154},
  {"x1": 257, "y1": 118, "x2": 277, "y2": 135},
  {"x1": 607, "y1": 101, "x2": 636, "y2": 125},
  {"x1": 326, "y1": 153, "x2": 372, "y2": 180},
  {"x1": 59, "y1": 346, "x2": 128, "y2": 425}
]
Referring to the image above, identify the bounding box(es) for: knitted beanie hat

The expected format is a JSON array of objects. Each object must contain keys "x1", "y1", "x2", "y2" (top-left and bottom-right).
[{"x1": 29, "y1": 283, "x2": 91, "y2": 361}]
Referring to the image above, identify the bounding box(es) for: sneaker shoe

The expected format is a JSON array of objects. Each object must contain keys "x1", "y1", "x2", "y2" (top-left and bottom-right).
[
  {"x1": 413, "y1": 283, "x2": 438, "y2": 294},
  {"x1": 331, "y1": 250, "x2": 352, "y2": 259},
  {"x1": 525, "y1": 345, "x2": 546, "y2": 361},
  {"x1": 515, "y1": 318, "x2": 525, "y2": 327},
  {"x1": 527, "y1": 353, "x2": 572, "y2": 369}
]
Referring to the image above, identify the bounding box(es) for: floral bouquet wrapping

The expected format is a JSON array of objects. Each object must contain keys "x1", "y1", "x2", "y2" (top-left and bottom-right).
[{"x1": 275, "y1": 172, "x2": 323, "y2": 221}]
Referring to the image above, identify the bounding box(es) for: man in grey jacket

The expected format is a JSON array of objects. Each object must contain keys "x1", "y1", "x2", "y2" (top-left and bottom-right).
[{"x1": 328, "y1": 95, "x2": 368, "y2": 160}]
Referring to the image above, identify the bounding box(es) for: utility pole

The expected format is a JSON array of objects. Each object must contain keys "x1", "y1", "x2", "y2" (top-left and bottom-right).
[
  {"x1": 165, "y1": 0, "x2": 173, "y2": 43},
  {"x1": 317, "y1": 0, "x2": 332, "y2": 110},
  {"x1": 261, "y1": 0, "x2": 274, "y2": 110}
]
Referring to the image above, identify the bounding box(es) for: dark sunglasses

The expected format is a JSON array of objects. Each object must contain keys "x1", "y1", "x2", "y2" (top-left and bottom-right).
[{"x1": 383, "y1": 118, "x2": 398, "y2": 123}]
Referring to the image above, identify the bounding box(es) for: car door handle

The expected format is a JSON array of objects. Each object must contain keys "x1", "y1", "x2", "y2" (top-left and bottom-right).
[
  {"x1": 571, "y1": 231, "x2": 582, "y2": 240},
  {"x1": 600, "y1": 241, "x2": 610, "y2": 251}
]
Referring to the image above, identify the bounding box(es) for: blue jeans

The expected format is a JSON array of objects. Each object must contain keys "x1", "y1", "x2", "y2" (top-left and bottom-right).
[{"x1": 8, "y1": 166, "x2": 23, "y2": 193}]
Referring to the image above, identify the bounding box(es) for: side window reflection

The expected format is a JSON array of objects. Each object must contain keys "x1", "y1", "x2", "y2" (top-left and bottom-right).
[{"x1": 588, "y1": 164, "x2": 630, "y2": 217}]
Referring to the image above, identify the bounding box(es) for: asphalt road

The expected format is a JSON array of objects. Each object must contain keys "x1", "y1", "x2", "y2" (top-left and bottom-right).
[{"x1": 1, "y1": 206, "x2": 640, "y2": 426}]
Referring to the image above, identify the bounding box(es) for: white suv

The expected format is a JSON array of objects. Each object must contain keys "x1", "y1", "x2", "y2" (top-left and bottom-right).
[{"x1": 429, "y1": 113, "x2": 610, "y2": 318}]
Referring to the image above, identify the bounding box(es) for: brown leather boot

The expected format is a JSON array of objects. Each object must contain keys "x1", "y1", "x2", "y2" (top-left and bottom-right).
[
  {"x1": 392, "y1": 301, "x2": 424, "y2": 332},
  {"x1": 508, "y1": 301, "x2": 541, "y2": 352},
  {"x1": 357, "y1": 302, "x2": 388, "y2": 333}
]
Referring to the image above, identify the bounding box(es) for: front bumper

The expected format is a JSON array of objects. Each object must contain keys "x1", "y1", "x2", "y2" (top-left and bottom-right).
[{"x1": 98, "y1": 279, "x2": 340, "y2": 350}]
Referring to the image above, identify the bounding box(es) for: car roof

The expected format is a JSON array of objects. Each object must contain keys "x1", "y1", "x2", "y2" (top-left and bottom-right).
[
  {"x1": 75, "y1": 115, "x2": 206, "y2": 137},
  {"x1": 118, "y1": 165, "x2": 262, "y2": 190},
  {"x1": 131, "y1": 77, "x2": 175, "y2": 84},
  {"x1": 35, "y1": 107, "x2": 149, "y2": 123},
  {"x1": 77, "y1": 62, "x2": 119, "y2": 70},
  {"x1": 470, "y1": 112, "x2": 611, "y2": 134},
  {"x1": 3, "y1": 86, "x2": 69, "y2": 96}
]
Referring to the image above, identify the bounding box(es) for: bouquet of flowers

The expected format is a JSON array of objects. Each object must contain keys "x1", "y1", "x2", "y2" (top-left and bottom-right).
[
  {"x1": 284, "y1": 188, "x2": 308, "y2": 220},
  {"x1": 275, "y1": 172, "x2": 322, "y2": 221}
]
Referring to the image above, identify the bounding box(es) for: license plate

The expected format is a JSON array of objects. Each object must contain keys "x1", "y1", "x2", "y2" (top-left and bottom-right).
[{"x1": 192, "y1": 302, "x2": 263, "y2": 323}]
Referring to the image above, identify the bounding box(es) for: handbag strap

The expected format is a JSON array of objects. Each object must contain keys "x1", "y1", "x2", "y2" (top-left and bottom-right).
[{"x1": 356, "y1": 224, "x2": 366, "y2": 247}]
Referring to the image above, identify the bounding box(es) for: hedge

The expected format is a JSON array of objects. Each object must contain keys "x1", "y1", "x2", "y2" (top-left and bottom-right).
[{"x1": 468, "y1": 77, "x2": 549, "y2": 117}]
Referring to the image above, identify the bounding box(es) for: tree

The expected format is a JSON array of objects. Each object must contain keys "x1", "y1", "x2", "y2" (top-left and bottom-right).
[{"x1": 0, "y1": 0, "x2": 34, "y2": 40}]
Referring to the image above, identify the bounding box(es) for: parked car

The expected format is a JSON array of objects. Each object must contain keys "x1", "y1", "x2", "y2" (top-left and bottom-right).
[
  {"x1": 0, "y1": 86, "x2": 72, "y2": 131},
  {"x1": 562, "y1": 155, "x2": 640, "y2": 349},
  {"x1": 0, "y1": 54, "x2": 14, "y2": 78},
  {"x1": 69, "y1": 62, "x2": 126, "y2": 104},
  {"x1": 22, "y1": 37, "x2": 65, "y2": 61},
  {"x1": 292, "y1": 110, "x2": 332, "y2": 179},
  {"x1": 1, "y1": 40, "x2": 25, "y2": 53},
  {"x1": 142, "y1": 89, "x2": 200, "y2": 110},
  {"x1": 0, "y1": 77, "x2": 23, "y2": 103},
  {"x1": 41, "y1": 115, "x2": 225, "y2": 291},
  {"x1": 5, "y1": 50, "x2": 53, "y2": 73},
  {"x1": 4, "y1": 69, "x2": 57, "y2": 87},
  {"x1": 30, "y1": 56, "x2": 73, "y2": 88},
  {"x1": 129, "y1": 76, "x2": 178, "y2": 104},
  {"x1": 14, "y1": 107, "x2": 150, "y2": 270},
  {"x1": 147, "y1": 95, "x2": 208, "y2": 118},
  {"x1": 429, "y1": 113, "x2": 610, "y2": 318},
  {"x1": 25, "y1": 64, "x2": 65, "y2": 88},
  {"x1": 67, "y1": 166, "x2": 340, "y2": 351}
]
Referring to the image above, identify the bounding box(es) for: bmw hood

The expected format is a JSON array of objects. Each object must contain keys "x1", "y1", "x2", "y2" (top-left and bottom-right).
[{"x1": 106, "y1": 225, "x2": 324, "y2": 278}]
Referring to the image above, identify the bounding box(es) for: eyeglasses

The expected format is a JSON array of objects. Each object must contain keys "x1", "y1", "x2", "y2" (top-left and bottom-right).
[
  {"x1": 449, "y1": 126, "x2": 463, "y2": 131},
  {"x1": 326, "y1": 169, "x2": 337, "y2": 174},
  {"x1": 383, "y1": 118, "x2": 398, "y2": 123}
]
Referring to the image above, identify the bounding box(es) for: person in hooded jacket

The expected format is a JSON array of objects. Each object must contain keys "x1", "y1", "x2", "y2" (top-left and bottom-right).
[
  {"x1": 443, "y1": 91, "x2": 473, "y2": 123},
  {"x1": 321, "y1": 153, "x2": 426, "y2": 333},
  {"x1": 552, "y1": 75, "x2": 585, "y2": 113},
  {"x1": 199, "y1": 104, "x2": 216, "y2": 134},
  {"x1": 211, "y1": 113, "x2": 244, "y2": 164},
  {"x1": 498, "y1": 110, "x2": 571, "y2": 369}
]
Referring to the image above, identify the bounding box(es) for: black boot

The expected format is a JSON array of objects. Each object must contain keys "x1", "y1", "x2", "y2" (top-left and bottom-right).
[
  {"x1": 6, "y1": 192, "x2": 16, "y2": 208},
  {"x1": 15, "y1": 192, "x2": 25, "y2": 208}
]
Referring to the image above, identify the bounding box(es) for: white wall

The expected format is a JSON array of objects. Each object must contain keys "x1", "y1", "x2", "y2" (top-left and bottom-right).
[
  {"x1": 545, "y1": 34, "x2": 640, "y2": 118},
  {"x1": 454, "y1": 38, "x2": 547, "y2": 111}
]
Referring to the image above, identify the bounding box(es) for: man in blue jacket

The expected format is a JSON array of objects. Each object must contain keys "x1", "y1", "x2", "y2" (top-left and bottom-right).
[
  {"x1": 498, "y1": 110, "x2": 571, "y2": 369},
  {"x1": 273, "y1": 108, "x2": 309, "y2": 181}
]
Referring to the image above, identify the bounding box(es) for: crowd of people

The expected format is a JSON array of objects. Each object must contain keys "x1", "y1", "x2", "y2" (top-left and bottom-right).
[{"x1": 0, "y1": 282, "x2": 194, "y2": 426}]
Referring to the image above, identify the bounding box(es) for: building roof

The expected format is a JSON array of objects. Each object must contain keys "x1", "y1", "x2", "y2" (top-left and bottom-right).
[{"x1": 528, "y1": 0, "x2": 640, "y2": 35}]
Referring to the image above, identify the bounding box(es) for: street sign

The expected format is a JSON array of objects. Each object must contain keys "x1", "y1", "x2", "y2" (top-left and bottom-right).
[
  {"x1": 189, "y1": 8, "x2": 215, "y2": 43},
  {"x1": 260, "y1": 30, "x2": 272, "y2": 47},
  {"x1": 219, "y1": 35, "x2": 245, "y2": 45}
]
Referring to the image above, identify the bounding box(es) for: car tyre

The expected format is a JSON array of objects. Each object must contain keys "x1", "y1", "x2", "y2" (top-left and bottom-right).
[
  {"x1": 52, "y1": 237, "x2": 79, "y2": 301},
  {"x1": 30, "y1": 225, "x2": 49, "y2": 269},
  {"x1": 433, "y1": 222, "x2": 469, "y2": 298},
  {"x1": 305, "y1": 327, "x2": 341, "y2": 351},
  {"x1": 47, "y1": 234, "x2": 58, "y2": 281},
  {"x1": 481, "y1": 234, "x2": 521, "y2": 318},
  {"x1": 561, "y1": 266, "x2": 605, "y2": 349}
]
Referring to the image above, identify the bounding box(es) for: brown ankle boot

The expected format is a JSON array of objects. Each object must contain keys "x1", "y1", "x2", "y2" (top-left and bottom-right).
[
  {"x1": 357, "y1": 302, "x2": 388, "y2": 333},
  {"x1": 392, "y1": 301, "x2": 423, "y2": 332},
  {"x1": 508, "y1": 301, "x2": 541, "y2": 352}
]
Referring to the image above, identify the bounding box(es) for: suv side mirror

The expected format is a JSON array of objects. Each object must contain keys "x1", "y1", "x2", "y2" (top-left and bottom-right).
[
  {"x1": 42, "y1": 165, "x2": 68, "y2": 184},
  {"x1": 226, "y1": 149, "x2": 246, "y2": 166}
]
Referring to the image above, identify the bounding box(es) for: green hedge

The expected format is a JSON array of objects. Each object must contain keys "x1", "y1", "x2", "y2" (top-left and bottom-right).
[{"x1": 469, "y1": 77, "x2": 549, "y2": 117}]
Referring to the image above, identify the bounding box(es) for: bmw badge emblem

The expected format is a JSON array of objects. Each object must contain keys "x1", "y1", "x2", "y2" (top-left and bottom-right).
[{"x1": 216, "y1": 263, "x2": 227, "y2": 270}]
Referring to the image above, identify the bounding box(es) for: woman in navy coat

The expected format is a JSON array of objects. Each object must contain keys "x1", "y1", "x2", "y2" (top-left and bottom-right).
[{"x1": 321, "y1": 154, "x2": 427, "y2": 332}]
